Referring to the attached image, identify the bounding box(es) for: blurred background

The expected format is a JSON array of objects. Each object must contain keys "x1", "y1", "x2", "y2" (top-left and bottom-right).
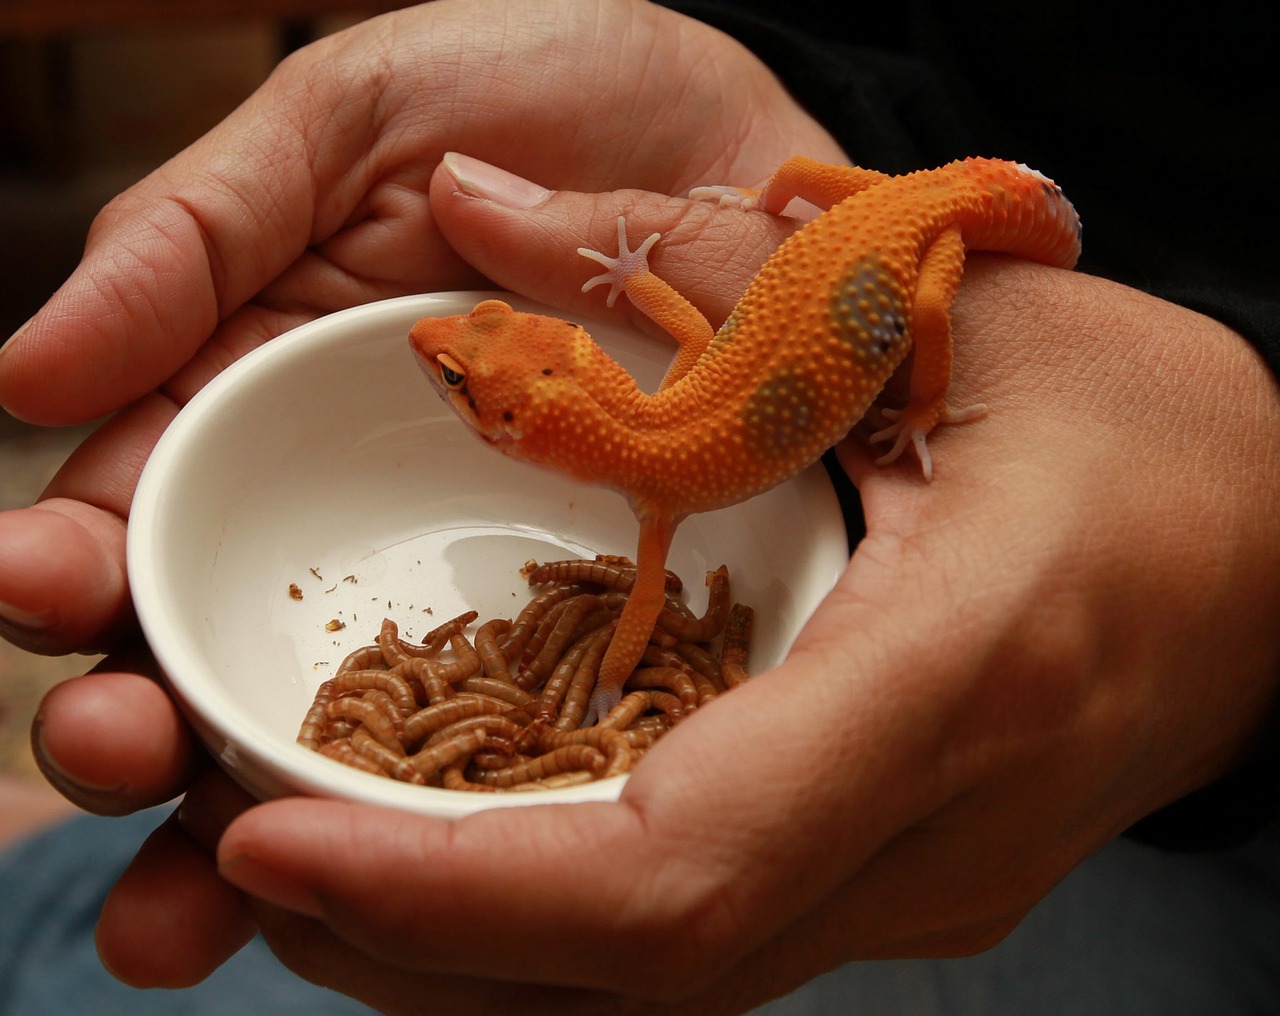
[{"x1": 0, "y1": 1, "x2": 413, "y2": 782}]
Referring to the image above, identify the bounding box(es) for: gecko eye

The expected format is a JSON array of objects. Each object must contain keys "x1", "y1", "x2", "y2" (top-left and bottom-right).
[{"x1": 436, "y1": 354, "x2": 466, "y2": 390}]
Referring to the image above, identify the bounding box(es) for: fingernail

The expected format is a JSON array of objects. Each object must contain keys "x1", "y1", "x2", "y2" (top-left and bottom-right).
[
  {"x1": 30, "y1": 714, "x2": 132, "y2": 814},
  {"x1": 442, "y1": 151, "x2": 551, "y2": 209},
  {"x1": 0, "y1": 598, "x2": 55, "y2": 631},
  {"x1": 219, "y1": 853, "x2": 325, "y2": 919}
]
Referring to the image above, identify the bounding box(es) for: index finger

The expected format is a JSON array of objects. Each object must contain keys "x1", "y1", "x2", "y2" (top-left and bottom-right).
[{"x1": 0, "y1": 92, "x2": 326, "y2": 426}]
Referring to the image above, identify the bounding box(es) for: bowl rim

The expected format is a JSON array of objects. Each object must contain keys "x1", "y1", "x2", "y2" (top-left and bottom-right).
[{"x1": 127, "y1": 291, "x2": 849, "y2": 817}]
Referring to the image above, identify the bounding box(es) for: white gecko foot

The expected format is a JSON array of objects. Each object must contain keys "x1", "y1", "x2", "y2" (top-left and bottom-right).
[
  {"x1": 870, "y1": 403, "x2": 988, "y2": 482},
  {"x1": 578, "y1": 217, "x2": 661, "y2": 307},
  {"x1": 688, "y1": 184, "x2": 762, "y2": 211}
]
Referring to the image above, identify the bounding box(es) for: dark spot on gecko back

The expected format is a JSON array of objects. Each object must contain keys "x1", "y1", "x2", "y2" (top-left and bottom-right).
[
  {"x1": 741, "y1": 366, "x2": 821, "y2": 459},
  {"x1": 829, "y1": 254, "x2": 911, "y2": 368}
]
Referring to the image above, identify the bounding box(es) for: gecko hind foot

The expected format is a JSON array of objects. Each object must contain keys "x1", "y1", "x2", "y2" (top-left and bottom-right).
[
  {"x1": 578, "y1": 217, "x2": 661, "y2": 307},
  {"x1": 583, "y1": 683, "x2": 623, "y2": 729},
  {"x1": 870, "y1": 403, "x2": 988, "y2": 482}
]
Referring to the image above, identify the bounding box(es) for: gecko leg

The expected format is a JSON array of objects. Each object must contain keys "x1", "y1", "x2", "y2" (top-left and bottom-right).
[
  {"x1": 579, "y1": 218, "x2": 715, "y2": 388},
  {"x1": 691, "y1": 156, "x2": 893, "y2": 215},
  {"x1": 585, "y1": 513, "x2": 678, "y2": 726},
  {"x1": 869, "y1": 226, "x2": 987, "y2": 480}
]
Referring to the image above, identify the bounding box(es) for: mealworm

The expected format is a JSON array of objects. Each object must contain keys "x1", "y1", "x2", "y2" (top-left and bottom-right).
[
  {"x1": 526, "y1": 558, "x2": 683, "y2": 594},
  {"x1": 358, "y1": 688, "x2": 408, "y2": 737},
  {"x1": 351, "y1": 725, "x2": 415, "y2": 782},
  {"x1": 537, "y1": 727, "x2": 635, "y2": 777},
  {"x1": 458, "y1": 676, "x2": 534, "y2": 708},
  {"x1": 721, "y1": 603, "x2": 754, "y2": 688},
  {"x1": 554, "y1": 623, "x2": 616, "y2": 731},
  {"x1": 499, "y1": 582, "x2": 589, "y2": 659},
  {"x1": 395, "y1": 727, "x2": 487, "y2": 781},
  {"x1": 637, "y1": 689, "x2": 686, "y2": 722},
  {"x1": 396, "y1": 662, "x2": 456, "y2": 706},
  {"x1": 465, "y1": 744, "x2": 606, "y2": 788},
  {"x1": 475, "y1": 619, "x2": 514, "y2": 680},
  {"x1": 655, "y1": 566, "x2": 730, "y2": 641},
  {"x1": 626, "y1": 715, "x2": 672, "y2": 741},
  {"x1": 672, "y1": 641, "x2": 724, "y2": 687},
  {"x1": 621, "y1": 726, "x2": 657, "y2": 751},
  {"x1": 326, "y1": 696, "x2": 403, "y2": 751},
  {"x1": 297, "y1": 680, "x2": 336, "y2": 749},
  {"x1": 377, "y1": 618, "x2": 414, "y2": 666},
  {"x1": 419, "y1": 610, "x2": 480, "y2": 654},
  {"x1": 596, "y1": 689, "x2": 656, "y2": 730},
  {"x1": 329, "y1": 669, "x2": 418, "y2": 716},
  {"x1": 424, "y1": 712, "x2": 524, "y2": 748},
  {"x1": 319, "y1": 739, "x2": 389, "y2": 777},
  {"x1": 327, "y1": 718, "x2": 356, "y2": 741},
  {"x1": 627, "y1": 666, "x2": 700, "y2": 712},
  {"x1": 534, "y1": 626, "x2": 600, "y2": 720},
  {"x1": 507, "y1": 770, "x2": 598, "y2": 791},
  {"x1": 471, "y1": 750, "x2": 532, "y2": 770},
  {"x1": 441, "y1": 763, "x2": 499, "y2": 792},
  {"x1": 335, "y1": 645, "x2": 386, "y2": 677},
  {"x1": 397, "y1": 634, "x2": 481, "y2": 685},
  {"x1": 402, "y1": 694, "x2": 509, "y2": 747},
  {"x1": 298, "y1": 559, "x2": 755, "y2": 792},
  {"x1": 521, "y1": 594, "x2": 608, "y2": 685}
]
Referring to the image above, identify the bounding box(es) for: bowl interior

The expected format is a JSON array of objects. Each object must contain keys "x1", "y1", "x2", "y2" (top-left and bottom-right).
[{"x1": 129, "y1": 292, "x2": 849, "y2": 818}]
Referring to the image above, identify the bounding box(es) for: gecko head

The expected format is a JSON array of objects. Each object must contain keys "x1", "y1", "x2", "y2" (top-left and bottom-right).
[{"x1": 407, "y1": 299, "x2": 611, "y2": 470}]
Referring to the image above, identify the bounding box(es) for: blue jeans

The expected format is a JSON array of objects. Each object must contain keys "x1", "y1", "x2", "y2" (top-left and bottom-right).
[{"x1": 2, "y1": 807, "x2": 1277, "y2": 1014}]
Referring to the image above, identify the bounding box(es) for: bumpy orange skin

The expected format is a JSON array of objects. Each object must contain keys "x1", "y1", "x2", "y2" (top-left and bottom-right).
[
  {"x1": 409, "y1": 156, "x2": 1082, "y2": 716},
  {"x1": 411, "y1": 157, "x2": 1079, "y2": 516}
]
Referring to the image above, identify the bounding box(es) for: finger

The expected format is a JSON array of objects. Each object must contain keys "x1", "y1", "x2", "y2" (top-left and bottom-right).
[
  {"x1": 0, "y1": 63, "x2": 375, "y2": 426},
  {"x1": 253, "y1": 906, "x2": 637, "y2": 1016},
  {"x1": 96, "y1": 772, "x2": 257, "y2": 989},
  {"x1": 0, "y1": 393, "x2": 175, "y2": 654},
  {"x1": 428, "y1": 153, "x2": 804, "y2": 330},
  {"x1": 0, "y1": 501, "x2": 126, "y2": 654},
  {"x1": 32, "y1": 662, "x2": 200, "y2": 815}
]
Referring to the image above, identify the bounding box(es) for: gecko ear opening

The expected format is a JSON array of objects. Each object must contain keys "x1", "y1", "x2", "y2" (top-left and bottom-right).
[{"x1": 437, "y1": 353, "x2": 467, "y2": 389}]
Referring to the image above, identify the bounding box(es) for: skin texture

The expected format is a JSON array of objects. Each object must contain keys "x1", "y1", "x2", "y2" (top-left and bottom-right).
[{"x1": 0, "y1": 1, "x2": 1278, "y2": 1012}]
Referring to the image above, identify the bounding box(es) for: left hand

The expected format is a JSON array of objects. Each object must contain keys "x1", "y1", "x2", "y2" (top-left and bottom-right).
[{"x1": 119, "y1": 162, "x2": 1278, "y2": 1014}]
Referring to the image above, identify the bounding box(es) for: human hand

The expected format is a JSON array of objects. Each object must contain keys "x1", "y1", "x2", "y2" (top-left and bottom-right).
[
  {"x1": 0, "y1": 0, "x2": 841, "y2": 652},
  {"x1": 102, "y1": 161, "x2": 1280, "y2": 1012},
  {"x1": 0, "y1": 0, "x2": 845, "y2": 991}
]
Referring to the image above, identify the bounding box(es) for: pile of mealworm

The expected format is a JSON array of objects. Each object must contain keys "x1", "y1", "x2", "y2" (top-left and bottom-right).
[{"x1": 296, "y1": 557, "x2": 753, "y2": 792}]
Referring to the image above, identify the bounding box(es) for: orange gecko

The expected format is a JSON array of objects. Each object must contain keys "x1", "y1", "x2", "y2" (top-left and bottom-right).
[{"x1": 409, "y1": 156, "x2": 1082, "y2": 721}]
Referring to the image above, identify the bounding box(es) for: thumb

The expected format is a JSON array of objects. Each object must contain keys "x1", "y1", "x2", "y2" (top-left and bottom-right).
[{"x1": 428, "y1": 152, "x2": 801, "y2": 331}]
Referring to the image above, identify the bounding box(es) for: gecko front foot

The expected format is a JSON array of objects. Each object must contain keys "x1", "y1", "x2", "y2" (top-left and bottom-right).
[
  {"x1": 578, "y1": 217, "x2": 661, "y2": 307},
  {"x1": 870, "y1": 402, "x2": 988, "y2": 481}
]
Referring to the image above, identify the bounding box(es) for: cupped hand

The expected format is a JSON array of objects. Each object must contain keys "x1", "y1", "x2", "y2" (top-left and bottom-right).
[
  {"x1": 0, "y1": 0, "x2": 841, "y2": 657},
  {"x1": 104, "y1": 160, "x2": 1280, "y2": 1012},
  {"x1": 0, "y1": 0, "x2": 842, "y2": 991}
]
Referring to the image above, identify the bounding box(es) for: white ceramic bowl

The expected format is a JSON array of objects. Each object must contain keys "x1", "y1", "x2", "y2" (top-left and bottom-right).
[{"x1": 128, "y1": 293, "x2": 848, "y2": 818}]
